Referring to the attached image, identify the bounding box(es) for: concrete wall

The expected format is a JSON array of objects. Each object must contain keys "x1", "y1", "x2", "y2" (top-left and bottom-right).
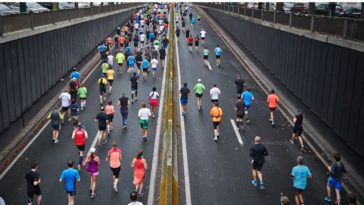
[
  {"x1": 0, "y1": 10, "x2": 133, "y2": 134},
  {"x1": 204, "y1": 8, "x2": 364, "y2": 156}
]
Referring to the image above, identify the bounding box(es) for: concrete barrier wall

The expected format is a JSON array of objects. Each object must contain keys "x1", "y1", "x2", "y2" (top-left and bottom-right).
[
  {"x1": 0, "y1": 10, "x2": 133, "y2": 134},
  {"x1": 204, "y1": 8, "x2": 364, "y2": 156}
]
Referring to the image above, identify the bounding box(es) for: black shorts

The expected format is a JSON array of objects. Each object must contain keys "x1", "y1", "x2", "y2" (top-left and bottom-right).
[
  {"x1": 201, "y1": 37, "x2": 205, "y2": 40},
  {"x1": 76, "y1": 144, "x2": 85, "y2": 151},
  {"x1": 295, "y1": 188, "x2": 305, "y2": 193},
  {"x1": 27, "y1": 190, "x2": 41, "y2": 202},
  {"x1": 110, "y1": 166, "x2": 121, "y2": 178},
  {"x1": 212, "y1": 121, "x2": 220, "y2": 129},
  {"x1": 160, "y1": 56, "x2": 165, "y2": 60},
  {"x1": 211, "y1": 99, "x2": 218, "y2": 103},
  {"x1": 98, "y1": 125, "x2": 107, "y2": 131},
  {"x1": 188, "y1": 42, "x2": 193, "y2": 46},
  {"x1": 52, "y1": 123, "x2": 60, "y2": 130},
  {"x1": 237, "y1": 88, "x2": 244, "y2": 95},
  {"x1": 80, "y1": 97, "x2": 87, "y2": 100},
  {"x1": 108, "y1": 80, "x2": 114, "y2": 86},
  {"x1": 236, "y1": 113, "x2": 244, "y2": 119},
  {"x1": 196, "y1": 93, "x2": 203, "y2": 98},
  {"x1": 203, "y1": 55, "x2": 208, "y2": 60},
  {"x1": 252, "y1": 160, "x2": 264, "y2": 171},
  {"x1": 99, "y1": 88, "x2": 106, "y2": 95},
  {"x1": 269, "y1": 107, "x2": 277, "y2": 112},
  {"x1": 118, "y1": 63, "x2": 123, "y2": 67},
  {"x1": 67, "y1": 191, "x2": 76, "y2": 196},
  {"x1": 62, "y1": 106, "x2": 69, "y2": 112},
  {"x1": 216, "y1": 55, "x2": 220, "y2": 59},
  {"x1": 293, "y1": 128, "x2": 303, "y2": 135},
  {"x1": 107, "y1": 114, "x2": 114, "y2": 122}
]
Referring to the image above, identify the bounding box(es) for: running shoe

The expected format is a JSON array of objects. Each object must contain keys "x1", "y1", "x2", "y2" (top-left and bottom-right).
[
  {"x1": 259, "y1": 184, "x2": 265, "y2": 190},
  {"x1": 324, "y1": 196, "x2": 332, "y2": 202},
  {"x1": 251, "y1": 180, "x2": 258, "y2": 187},
  {"x1": 290, "y1": 139, "x2": 294, "y2": 144}
]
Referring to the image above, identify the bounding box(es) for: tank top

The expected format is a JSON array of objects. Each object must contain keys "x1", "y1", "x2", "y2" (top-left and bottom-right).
[
  {"x1": 74, "y1": 129, "x2": 85, "y2": 145},
  {"x1": 134, "y1": 158, "x2": 145, "y2": 171},
  {"x1": 87, "y1": 157, "x2": 99, "y2": 173}
]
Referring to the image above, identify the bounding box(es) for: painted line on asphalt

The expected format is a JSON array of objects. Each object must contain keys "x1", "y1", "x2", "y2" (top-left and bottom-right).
[
  {"x1": 175, "y1": 20, "x2": 192, "y2": 205},
  {"x1": 230, "y1": 119, "x2": 244, "y2": 146},
  {"x1": 207, "y1": 61, "x2": 212, "y2": 70}
]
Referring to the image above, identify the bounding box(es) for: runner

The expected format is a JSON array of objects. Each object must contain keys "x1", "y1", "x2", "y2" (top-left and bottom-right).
[
  {"x1": 185, "y1": 27, "x2": 190, "y2": 39},
  {"x1": 128, "y1": 191, "x2": 143, "y2": 205},
  {"x1": 115, "y1": 50, "x2": 126, "y2": 73},
  {"x1": 97, "y1": 44, "x2": 107, "y2": 61},
  {"x1": 180, "y1": 82, "x2": 190, "y2": 115},
  {"x1": 267, "y1": 89, "x2": 279, "y2": 127},
  {"x1": 150, "y1": 57, "x2": 159, "y2": 80},
  {"x1": 97, "y1": 74, "x2": 107, "y2": 105},
  {"x1": 250, "y1": 136, "x2": 269, "y2": 189},
  {"x1": 138, "y1": 103, "x2": 152, "y2": 142},
  {"x1": 77, "y1": 84, "x2": 87, "y2": 111},
  {"x1": 106, "y1": 66, "x2": 115, "y2": 95},
  {"x1": 68, "y1": 99, "x2": 79, "y2": 123},
  {"x1": 235, "y1": 74, "x2": 245, "y2": 97},
  {"x1": 25, "y1": 162, "x2": 42, "y2": 205},
  {"x1": 130, "y1": 73, "x2": 139, "y2": 104},
  {"x1": 69, "y1": 78, "x2": 79, "y2": 100},
  {"x1": 194, "y1": 34, "x2": 200, "y2": 51},
  {"x1": 290, "y1": 111, "x2": 305, "y2": 151},
  {"x1": 119, "y1": 35, "x2": 126, "y2": 49},
  {"x1": 149, "y1": 87, "x2": 160, "y2": 118},
  {"x1": 106, "y1": 143, "x2": 122, "y2": 193},
  {"x1": 59, "y1": 161, "x2": 80, "y2": 205},
  {"x1": 242, "y1": 87, "x2": 254, "y2": 124},
  {"x1": 181, "y1": 19, "x2": 186, "y2": 32},
  {"x1": 106, "y1": 36, "x2": 113, "y2": 50},
  {"x1": 235, "y1": 95, "x2": 246, "y2": 131},
  {"x1": 159, "y1": 46, "x2": 166, "y2": 69},
  {"x1": 107, "y1": 52, "x2": 114, "y2": 68},
  {"x1": 131, "y1": 150, "x2": 148, "y2": 198},
  {"x1": 210, "y1": 102, "x2": 223, "y2": 142},
  {"x1": 141, "y1": 58, "x2": 150, "y2": 79},
  {"x1": 162, "y1": 37, "x2": 169, "y2": 49},
  {"x1": 324, "y1": 153, "x2": 346, "y2": 205},
  {"x1": 59, "y1": 89, "x2": 71, "y2": 122},
  {"x1": 291, "y1": 156, "x2": 312, "y2": 205},
  {"x1": 193, "y1": 79, "x2": 205, "y2": 111},
  {"x1": 187, "y1": 34, "x2": 193, "y2": 52},
  {"x1": 47, "y1": 108, "x2": 63, "y2": 144},
  {"x1": 105, "y1": 101, "x2": 115, "y2": 134},
  {"x1": 83, "y1": 148, "x2": 100, "y2": 199},
  {"x1": 101, "y1": 59, "x2": 109, "y2": 76},
  {"x1": 210, "y1": 84, "x2": 221, "y2": 103},
  {"x1": 214, "y1": 45, "x2": 222, "y2": 67},
  {"x1": 200, "y1": 28, "x2": 206, "y2": 44},
  {"x1": 202, "y1": 46, "x2": 209, "y2": 67},
  {"x1": 140, "y1": 32, "x2": 146, "y2": 49},
  {"x1": 191, "y1": 16, "x2": 196, "y2": 28},
  {"x1": 70, "y1": 67, "x2": 81, "y2": 81},
  {"x1": 118, "y1": 93, "x2": 130, "y2": 130},
  {"x1": 95, "y1": 106, "x2": 108, "y2": 146},
  {"x1": 197, "y1": 14, "x2": 201, "y2": 24},
  {"x1": 135, "y1": 51, "x2": 143, "y2": 77},
  {"x1": 71, "y1": 123, "x2": 88, "y2": 170},
  {"x1": 133, "y1": 34, "x2": 140, "y2": 52},
  {"x1": 176, "y1": 26, "x2": 181, "y2": 40}
]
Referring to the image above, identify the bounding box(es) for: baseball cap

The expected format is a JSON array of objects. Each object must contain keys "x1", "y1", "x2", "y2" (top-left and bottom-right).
[
  {"x1": 90, "y1": 147, "x2": 96, "y2": 153},
  {"x1": 197, "y1": 79, "x2": 201, "y2": 82}
]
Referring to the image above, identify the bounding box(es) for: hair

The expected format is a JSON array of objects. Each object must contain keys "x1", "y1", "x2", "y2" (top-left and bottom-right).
[
  {"x1": 142, "y1": 103, "x2": 146, "y2": 108},
  {"x1": 122, "y1": 93, "x2": 126, "y2": 97},
  {"x1": 73, "y1": 67, "x2": 77, "y2": 71},
  {"x1": 184, "y1": 82, "x2": 187, "y2": 87},
  {"x1": 270, "y1": 89, "x2": 275, "y2": 94},
  {"x1": 333, "y1": 153, "x2": 341, "y2": 162},
  {"x1": 68, "y1": 160, "x2": 74, "y2": 168},
  {"x1": 217, "y1": 45, "x2": 220, "y2": 47},
  {"x1": 254, "y1": 136, "x2": 261, "y2": 143},
  {"x1": 112, "y1": 142, "x2": 117, "y2": 148},
  {"x1": 213, "y1": 84, "x2": 217, "y2": 87},
  {"x1": 247, "y1": 87, "x2": 251, "y2": 92},
  {"x1": 31, "y1": 162, "x2": 38, "y2": 169},
  {"x1": 152, "y1": 87, "x2": 157, "y2": 92},
  {"x1": 130, "y1": 191, "x2": 138, "y2": 201},
  {"x1": 213, "y1": 102, "x2": 219, "y2": 107},
  {"x1": 297, "y1": 156, "x2": 304, "y2": 165},
  {"x1": 137, "y1": 150, "x2": 144, "y2": 159},
  {"x1": 100, "y1": 106, "x2": 105, "y2": 111},
  {"x1": 108, "y1": 101, "x2": 112, "y2": 105}
]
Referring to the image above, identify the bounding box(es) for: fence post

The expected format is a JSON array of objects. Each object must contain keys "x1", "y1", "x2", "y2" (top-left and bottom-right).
[
  {"x1": 0, "y1": 16, "x2": 4, "y2": 36},
  {"x1": 237, "y1": 6, "x2": 240, "y2": 14},
  {"x1": 52, "y1": 10, "x2": 56, "y2": 25},
  {"x1": 261, "y1": 9, "x2": 264, "y2": 20},
  {"x1": 273, "y1": 10, "x2": 276, "y2": 23},
  {"x1": 343, "y1": 19, "x2": 348, "y2": 39},
  {"x1": 289, "y1": 13, "x2": 292, "y2": 27},
  {"x1": 30, "y1": 13, "x2": 34, "y2": 29},
  {"x1": 252, "y1": 8, "x2": 254, "y2": 18},
  {"x1": 244, "y1": 7, "x2": 246, "y2": 16},
  {"x1": 310, "y1": 15, "x2": 314, "y2": 32}
]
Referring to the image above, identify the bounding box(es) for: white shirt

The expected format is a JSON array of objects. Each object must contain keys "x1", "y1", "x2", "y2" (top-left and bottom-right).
[
  {"x1": 138, "y1": 108, "x2": 151, "y2": 120},
  {"x1": 134, "y1": 23, "x2": 139, "y2": 29},
  {"x1": 210, "y1": 87, "x2": 221, "y2": 100},
  {"x1": 158, "y1": 19, "x2": 163, "y2": 25},
  {"x1": 127, "y1": 201, "x2": 143, "y2": 205},
  {"x1": 140, "y1": 19, "x2": 144, "y2": 26},
  {"x1": 159, "y1": 25, "x2": 164, "y2": 32},
  {"x1": 140, "y1": 34, "x2": 146, "y2": 42},
  {"x1": 150, "y1": 59, "x2": 158, "y2": 68},
  {"x1": 59, "y1": 92, "x2": 71, "y2": 107},
  {"x1": 200, "y1": 30, "x2": 206, "y2": 38},
  {"x1": 107, "y1": 55, "x2": 114, "y2": 66},
  {"x1": 149, "y1": 91, "x2": 159, "y2": 99}
]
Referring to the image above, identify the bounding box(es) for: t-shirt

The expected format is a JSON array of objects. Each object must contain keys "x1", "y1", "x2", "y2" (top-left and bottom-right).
[
  {"x1": 96, "y1": 112, "x2": 107, "y2": 127},
  {"x1": 149, "y1": 91, "x2": 159, "y2": 99},
  {"x1": 159, "y1": 48, "x2": 166, "y2": 58},
  {"x1": 214, "y1": 47, "x2": 222, "y2": 56},
  {"x1": 250, "y1": 144, "x2": 268, "y2": 162},
  {"x1": 98, "y1": 78, "x2": 107, "y2": 89},
  {"x1": 108, "y1": 148, "x2": 122, "y2": 168},
  {"x1": 101, "y1": 62, "x2": 109, "y2": 74},
  {"x1": 294, "y1": 113, "x2": 303, "y2": 129},
  {"x1": 25, "y1": 170, "x2": 40, "y2": 193},
  {"x1": 235, "y1": 100, "x2": 245, "y2": 116},
  {"x1": 210, "y1": 106, "x2": 223, "y2": 122},
  {"x1": 194, "y1": 83, "x2": 205, "y2": 95},
  {"x1": 210, "y1": 87, "x2": 220, "y2": 100},
  {"x1": 107, "y1": 69, "x2": 115, "y2": 80},
  {"x1": 77, "y1": 87, "x2": 87, "y2": 98},
  {"x1": 128, "y1": 56, "x2": 135, "y2": 65},
  {"x1": 130, "y1": 76, "x2": 138, "y2": 89},
  {"x1": 291, "y1": 165, "x2": 312, "y2": 190},
  {"x1": 200, "y1": 30, "x2": 206, "y2": 38},
  {"x1": 242, "y1": 91, "x2": 254, "y2": 106},
  {"x1": 69, "y1": 103, "x2": 78, "y2": 116},
  {"x1": 141, "y1": 59, "x2": 149, "y2": 69},
  {"x1": 180, "y1": 87, "x2": 190, "y2": 99},
  {"x1": 59, "y1": 168, "x2": 80, "y2": 192},
  {"x1": 235, "y1": 79, "x2": 245, "y2": 91},
  {"x1": 107, "y1": 55, "x2": 114, "y2": 66},
  {"x1": 98, "y1": 45, "x2": 106, "y2": 53},
  {"x1": 119, "y1": 97, "x2": 129, "y2": 109},
  {"x1": 329, "y1": 162, "x2": 346, "y2": 181},
  {"x1": 202, "y1": 49, "x2": 209, "y2": 56},
  {"x1": 138, "y1": 108, "x2": 152, "y2": 120},
  {"x1": 48, "y1": 111, "x2": 62, "y2": 125},
  {"x1": 70, "y1": 71, "x2": 81, "y2": 80},
  {"x1": 140, "y1": 34, "x2": 146, "y2": 42},
  {"x1": 267, "y1": 94, "x2": 279, "y2": 108},
  {"x1": 105, "y1": 105, "x2": 115, "y2": 115},
  {"x1": 127, "y1": 201, "x2": 143, "y2": 205},
  {"x1": 150, "y1": 59, "x2": 158, "y2": 68},
  {"x1": 59, "y1": 92, "x2": 71, "y2": 107}
]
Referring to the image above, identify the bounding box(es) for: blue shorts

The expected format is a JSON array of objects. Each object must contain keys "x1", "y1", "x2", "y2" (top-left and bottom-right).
[
  {"x1": 245, "y1": 104, "x2": 251, "y2": 109},
  {"x1": 180, "y1": 98, "x2": 188, "y2": 105},
  {"x1": 328, "y1": 177, "x2": 342, "y2": 190}
]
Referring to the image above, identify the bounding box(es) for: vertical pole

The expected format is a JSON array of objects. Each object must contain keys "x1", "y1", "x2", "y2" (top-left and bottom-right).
[
  {"x1": 52, "y1": 10, "x2": 56, "y2": 25},
  {"x1": 261, "y1": 9, "x2": 264, "y2": 20},
  {"x1": 252, "y1": 8, "x2": 254, "y2": 18},
  {"x1": 343, "y1": 19, "x2": 348, "y2": 39},
  {"x1": 273, "y1": 10, "x2": 276, "y2": 23},
  {"x1": 30, "y1": 12, "x2": 34, "y2": 29},
  {"x1": 0, "y1": 16, "x2": 4, "y2": 36},
  {"x1": 244, "y1": 7, "x2": 246, "y2": 16},
  {"x1": 310, "y1": 15, "x2": 314, "y2": 32},
  {"x1": 289, "y1": 13, "x2": 292, "y2": 27}
]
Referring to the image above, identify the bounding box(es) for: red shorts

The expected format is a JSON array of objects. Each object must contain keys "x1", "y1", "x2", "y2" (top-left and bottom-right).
[{"x1": 149, "y1": 98, "x2": 159, "y2": 107}]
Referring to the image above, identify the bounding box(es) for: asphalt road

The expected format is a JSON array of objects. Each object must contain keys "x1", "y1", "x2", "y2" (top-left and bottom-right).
[{"x1": 176, "y1": 7, "x2": 348, "y2": 205}]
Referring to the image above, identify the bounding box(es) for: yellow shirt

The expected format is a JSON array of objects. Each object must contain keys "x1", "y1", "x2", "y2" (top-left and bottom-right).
[
  {"x1": 107, "y1": 69, "x2": 115, "y2": 80},
  {"x1": 210, "y1": 106, "x2": 223, "y2": 122}
]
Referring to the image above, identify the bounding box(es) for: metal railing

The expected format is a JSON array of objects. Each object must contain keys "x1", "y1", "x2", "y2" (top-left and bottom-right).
[
  {"x1": 0, "y1": 3, "x2": 140, "y2": 36},
  {"x1": 199, "y1": 3, "x2": 364, "y2": 42}
]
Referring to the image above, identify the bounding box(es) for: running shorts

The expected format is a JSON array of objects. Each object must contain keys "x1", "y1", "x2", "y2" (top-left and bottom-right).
[
  {"x1": 293, "y1": 127, "x2": 303, "y2": 136},
  {"x1": 252, "y1": 160, "x2": 264, "y2": 171},
  {"x1": 108, "y1": 80, "x2": 114, "y2": 86},
  {"x1": 110, "y1": 166, "x2": 121, "y2": 178},
  {"x1": 203, "y1": 55, "x2": 208, "y2": 60},
  {"x1": 269, "y1": 107, "x2": 277, "y2": 112},
  {"x1": 188, "y1": 42, "x2": 193, "y2": 46},
  {"x1": 99, "y1": 88, "x2": 106, "y2": 95},
  {"x1": 76, "y1": 144, "x2": 85, "y2": 151},
  {"x1": 98, "y1": 125, "x2": 107, "y2": 131},
  {"x1": 27, "y1": 190, "x2": 41, "y2": 203},
  {"x1": 107, "y1": 114, "x2": 114, "y2": 122},
  {"x1": 62, "y1": 106, "x2": 69, "y2": 112},
  {"x1": 212, "y1": 121, "x2": 220, "y2": 129},
  {"x1": 149, "y1": 98, "x2": 159, "y2": 107},
  {"x1": 52, "y1": 123, "x2": 60, "y2": 130},
  {"x1": 294, "y1": 188, "x2": 305, "y2": 193},
  {"x1": 216, "y1": 55, "x2": 220, "y2": 59},
  {"x1": 201, "y1": 37, "x2": 205, "y2": 40},
  {"x1": 328, "y1": 177, "x2": 343, "y2": 190},
  {"x1": 66, "y1": 191, "x2": 76, "y2": 196},
  {"x1": 196, "y1": 93, "x2": 203, "y2": 98},
  {"x1": 180, "y1": 98, "x2": 188, "y2": 105},
  {"x1": 211, "y1": 99, "x2": 218, "y2": 103}
]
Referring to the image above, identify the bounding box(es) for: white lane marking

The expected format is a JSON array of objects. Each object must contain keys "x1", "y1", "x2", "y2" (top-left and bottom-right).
[
  {"x1": 175, "y1": 18, "x2": 192, "y2": 205},
  {"x1": 207, "y1": 61, "x2": 212, "y2": 70},
  {"x1": 147, "y1": 15, "x2": 170, "y2": 205},
  {"x1": 230, "y1": 119, "x2": 244, "y2": 146},
  {"x1": 0, "y1": 56, "x2": 102, "y2": 180}
]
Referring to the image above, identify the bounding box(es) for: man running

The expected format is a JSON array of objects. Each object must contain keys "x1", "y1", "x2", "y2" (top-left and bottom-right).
[
  {"x1": 101, "y1": 59, "x2": 109, "y2": 76},
  {"x1": 68, "y1": 99, "x2": 79, "y2": 123},
  {"x1": 324, "y1": 153, "x2": 346, "y2": 205},
  {"x1": 127, "y1": 53, "x2": 136, "y2": 73},
  {"x1": 242, "y1": 87, "x2": 254, "y2": 124},
  {"x1": 210, "y1": 102, "x2": 223, "y2": 142},
  {"x1": 25, "y1": 162, "x2": 42, "y2": 205},
  {"x1": 130, "y1": 73, "x2": 139, "y2": 103},
  {"x1": 250, "y1": 136, "x2": 269, "y2": 189},
  {"x1": 141, "y1": 58, "x2": 150, "y2": 79},
  {"x1": 127, "y1": 191, "x2": 143, "y2": 205},
  {"x1": 59, "y1": 89, "x2": 71, "y2": 122},
  {"x1": 59, "y1": 161, "x2": 80, "y2": 205},
  {"x1": 70, "y1": 67, "x2": 80, "y2": 81},
  {"x1": 138, "y1": 103, "x2": 152, "y2": 142},
  {"x1": 107, "y1": 52, "x2": 114, "y2": 68},
  {"x1": 202, "y1": 46, "x2": 209, "y2": 67},
  {"x1": 95, "y1": 106, "x2": 108, "y2": 146},
  {"x1": 149, "y1": 87, "x2": 160, "y2": 118},
  {"x1": 77, "y1": 84, "x2": 87, "y2": 111},
  {"x1": 47, "y1": 108, "x2": 63, "y2": 144},
  {"x1": 235, "y1": 74, "x2": 245, "y2": 97},
  {"x1": 72, "y1": 123, "x2": 88, "y2": 171},
  {"x1": 235, "y1": 95, "x2": 245, "y2": 130},
  {"x1": 150, "y1": 57, "x2": 159, "y2": 80},
  {"x1": 159, "y1": 46, "x2": 166, "y2": 69},
  {"x1": 267, "y1": 89, "x2": 279, "y2": 127},
  {"x1": 214, "y1": 45, "x2": 222, "y2": 67},
  {"x1": 107, "y1": 66, "x2": 115, "y2": 95},
  {"x1": 290, "y1": 111, "x2": 305, "y2": 151},
  {"x1": 118, "y1": 93, "x2": 130, "y2": 130},
  {"x1": 193, "y1": 79, "x2": 205, "y2": 111},
  {"x1": 97, "y1": 74, "x2": 108, "y2": 105},
  {"x1": 115, "y1": 50, "x2": 125, "y2": 73},
  {"x1": 291, "y1": 156, "x2": 312, "y2": 205},
  {"x1": 209, "y1": 84, "x2": 221, "y2": 103},
  {"x1": 194, "y1": 34, "x2": 200, "y2": 51},
  {"x1": 106, "y1": 143, "x2": 122, "y2": 193},
  {"x1": 187, "y1": 34, "x2": 193, "y2": 52},
  {"x1": 200, "y1": 28, "x2": 206, "y2": 44},
  {"x1": 180, "y1": 82, "x2": 190, "y2": 115}
]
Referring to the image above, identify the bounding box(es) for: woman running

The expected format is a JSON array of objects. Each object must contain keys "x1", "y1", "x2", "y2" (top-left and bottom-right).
[
  {"x1": 149, "y1": 87, "x2": 160, "y2": 119},
  {"x1": 194, "y1": 34, "x2": 200, "y2": 51},
  {"x1": 105, "y1": 101, "x2": 115, "y2": 134},
  {"x1": 131, "y1": 150, "x2": 148, "y2": 198},
  {"x1": 83, "y1": 148, "x2": 100, "y2": 199},
  {"x1": 106, "y1": 143, "x2": 122, "y2": 193}
]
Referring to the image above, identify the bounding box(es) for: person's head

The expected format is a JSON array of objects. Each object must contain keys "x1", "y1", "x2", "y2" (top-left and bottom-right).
[
  {"x1": 297, "y1": 156, "x2": 304, "y2": 165},
  {"x1": 122, "y1": 93, "x2": 126, "y2": 97},
  {"x1": 133, "y1": 72, "x2": 137, "y2": 77},
  {"x1": 347, "y1": 193, "x2": 357, "y2": 205},
  {"x1": 184, "y1": 82, "x2": 187, "y2": 87},
  {"x1": 90, "y1": 147, "x2": 96, "y2": 157},
  {"x1": 100, "y1": 106, "x2": 105, "y2": 111},
  {"x1": 137, "y1": 150, "x2": 144, "y2": 159},
  {"x1": 77, "y1": 123, "x2": 83, "y2": 130},
  {"x1": 130, "y1": 191, "x2": 138, "y2": 201},
  {"x1": 237, "y1": 74, "x2": 241, "y2": 79},
  {"x1": 71, "y1": 99, "x2": 76, "y2": 104},
  {"x1": 254, "y1": 136, "x2": 261, "y2": 144},
  {"x1": 68, "y1": 160, "x2": 74, "y2": 168},
  {"x1": 54, "y1": 107, "x2": 58, "y2": 111},
  {"x1": 217, "y1": 45, "x2": 220, "y2": 47},
  {"x1": 247, "y1": 87, "x2": 251, "y2": 92},
  {"x1": 333, "y1": 153, "x2": 341, "y2": 162},
  {"x1": 73, "y1": 67, "x2": 77, "y2": 71},
  {"x1": 112, "y1": 142, "x2": 117, "y2": 148},
  {"x1": 152, "y1": 87, "x2": 157, "y2": 92},
  {"x1": 107, "y1": 101, "x2": 112, "y2": 106},
  {"x1": 197, "y1": 79, "x2": 201, "y2": 83},
  {"x1": 270, "y1": 89, "x2": 275, "y2": 94},
  {"x1": 142, "y1": 103, "x2": 146, "y2": 108},
  {"x1": 213, "y1": 84, "x2": 217, "y2": 87},
  {"x1": 31, "y1": 162, "x2": 38, "y2": 170}
]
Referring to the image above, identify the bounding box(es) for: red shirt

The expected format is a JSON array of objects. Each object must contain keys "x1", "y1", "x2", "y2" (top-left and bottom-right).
[
  {"x1": 74, "y1": 128, "x2": 86, "y2": 145},
  {"x1": 187, "y1": 37, "x2": 193, "y2": 44},
  {"x1": 106, "y1": 37, "x2": 112, "y2": 44}
]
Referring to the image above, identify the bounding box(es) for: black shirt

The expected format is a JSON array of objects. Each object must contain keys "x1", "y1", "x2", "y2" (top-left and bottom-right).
[
  {"x1": 159, "y1": 48, "x2": 166, "y2": 58},
  {"x1": 250, "y1": 144, "x2": 268, "y2": 162},
  {"x1": 330, "y1": 162, "x2": 346, "y2": 181},
  {"x1": 235, "y1": 100, "x2": 245, "y2": 116},
  {"x1": 96, "y1": 112, "x2": 107, "y2": 127},
  {"x1": 235, "y1": 78, "x2": 245, "y2": 91},
  {"x1": 25, "y1": 170, "x2": 40, "y2": 193},
  {"x1": 180, "y1": 87, "x2": 190, "y2": 99},
  {"x1": 151, "y1": 50, "x2": 159, "y2": 59},
  {"x1": 294, "y1": 113, "x2": 303, "y2": 129},
  {"x1": 119, "y1": 97, "x2": 129, "y2": 109},
  {"x1": 130, "y1": 76, "x2": 138, "y2": 89}
]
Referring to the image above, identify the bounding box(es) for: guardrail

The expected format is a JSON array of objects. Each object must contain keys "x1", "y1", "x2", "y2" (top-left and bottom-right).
[
  {"x1": 199, "y1": 3, "x2": 364, "y2": 42},
  {"x1": 0, "y1": 3, "x2": 140, "y2": 36}
]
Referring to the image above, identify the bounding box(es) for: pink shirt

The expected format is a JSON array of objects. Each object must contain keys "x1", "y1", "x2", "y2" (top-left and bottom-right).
[
  {"x1": 105, "y1": 105, "x2": 115, "y2": 115},
  {"x1": 107, "y1": 148, "x2": 122, "y2": 168}
]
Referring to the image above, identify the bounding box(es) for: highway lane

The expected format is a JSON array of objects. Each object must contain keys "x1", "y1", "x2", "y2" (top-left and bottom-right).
[{"x1": 176, "y1": 7, "x2": 347, "y2": 205}]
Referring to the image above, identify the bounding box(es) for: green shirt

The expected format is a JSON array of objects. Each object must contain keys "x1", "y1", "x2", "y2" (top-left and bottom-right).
[
  {"x1": 115, "y1": 53, "x2": 125, "y2": 64},
  {"x1": 194, "y1": 83, "x2": 205, "y2": 95},
  {"x1": 203, "y1": 49, "x2": 209, "y2": 56},
  {"x1": 101, "y1": 63, "x2": 109, "y2": 74},
  {"x1": 153, "y1": 40, "x2": 160, "y2": 46},
  {"x1": 77, "y1": 87, "x2": 87, "y2": 98}
]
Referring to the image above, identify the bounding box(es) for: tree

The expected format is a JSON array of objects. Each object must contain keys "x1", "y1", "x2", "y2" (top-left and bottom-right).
[
  {"x1": 308, "y1": 2, "x2": 316, "y2": 15},
  {"x1": 258, "y1": 2, "x2": 264, "y2": 9},
  {"x1": 276, "y1": 2, "x2": 284, "y2": 12}
]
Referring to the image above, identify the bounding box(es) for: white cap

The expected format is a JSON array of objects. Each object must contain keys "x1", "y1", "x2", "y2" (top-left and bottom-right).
[
  {"x1": 197, "y1": 79, "x2": 201, "y2": 82},
  {"x1": 90, "y1": 147, "x2": 96, "y2": 153}
]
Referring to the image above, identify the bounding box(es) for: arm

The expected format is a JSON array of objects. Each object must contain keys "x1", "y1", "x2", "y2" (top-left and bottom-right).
[
  {"x1": 71, "y1": 130, "x2": 75, "y2": 139},
  {"x1": 84, "y1": 130, "x2": 88, "y2": 139}
]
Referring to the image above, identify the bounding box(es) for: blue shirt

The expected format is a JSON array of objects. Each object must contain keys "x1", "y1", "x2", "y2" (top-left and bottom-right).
[
  {"x1": 191, "y1": 17, "x2": 196, "y2": 24},
  {"x1": 70, "y1": 71, "x2": 80, "y2": 80},
  {"x1": 126, "y1": 46, "x2": 134, "y2": 54},
  {"x1": 59, "y1": 168, "x2": 80, "y2": 192},
  {"x1": 141, "y1": 59, "x2": 149, "y2": 69},
  {"x1": 291, "y1": 165, "x2": 312, "y2": 190},
  {"x1": 69, "y1": 103, "x2": 78, "y2": 116},
  {"x1": 242, "y1": 91, "x2": 254, "y2": 106},
  {"x1": 128, "y1": 56, "x2": 135, "y2": 65},
  {"x1": 214, "y1": 47, "x2": 222, "y2": 56},
  {"x1": 149, "y1": 32, "x2": 155, "y2": 39},
  {"x1": 98, "y1": 45, "x2": 106, "y2": 53}
]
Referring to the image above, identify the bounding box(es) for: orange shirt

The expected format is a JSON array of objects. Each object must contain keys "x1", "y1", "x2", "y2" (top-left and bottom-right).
[
  {"x1": 107, "y1": 148, "x2": 122, "y2": 168},
  {"x1": 210, "y1": 106, "x2": 223, "y2": 122},
  {"x1": 105, "y1": 105, "x2": 115, "y2": 115},
  {"x1": 119, "y1": 36, "x2": 126, "y2": 44},
  {"x1": 267, "y1": 94, "x2": 279, "y2": 108}
]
